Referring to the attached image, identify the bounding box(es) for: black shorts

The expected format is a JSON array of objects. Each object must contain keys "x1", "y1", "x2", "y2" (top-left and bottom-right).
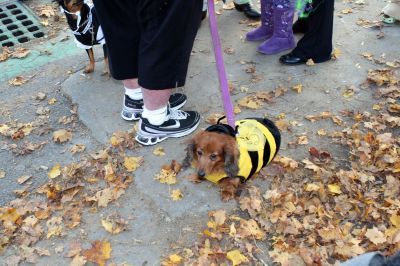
[{"x1": 93, "y1": 0, "x2": 202, "y2": 89}]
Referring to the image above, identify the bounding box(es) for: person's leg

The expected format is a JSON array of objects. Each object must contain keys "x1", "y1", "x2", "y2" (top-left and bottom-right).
[
  {"x1": 280, "y1": 0, "x2": 334, "y2": 64},
  {"x1": 93, "y1": 0, "x2": 187, "y2": 122},
  {"x1": 246, "y1": 0, "x2": 274, "y2": 41},
  {"x1": 135, "y1": 0, "x2": 202, "y2": 145},
  {"x1": 257, "y1": 0, "x2": 295, "y2": 54}
]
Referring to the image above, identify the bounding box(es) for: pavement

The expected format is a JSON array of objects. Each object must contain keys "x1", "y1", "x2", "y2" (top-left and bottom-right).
[{"x1": 0, "y1": 0, "x2": 399, "y2": 265}]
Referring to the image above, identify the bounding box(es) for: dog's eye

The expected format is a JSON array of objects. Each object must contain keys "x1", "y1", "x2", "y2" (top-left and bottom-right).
[
  {"x1": 210, "y1": 154, "x2": 217, "y2": 161},
  {"x1": 197, "y1": 150, "x2": 203, "y2": 156}
]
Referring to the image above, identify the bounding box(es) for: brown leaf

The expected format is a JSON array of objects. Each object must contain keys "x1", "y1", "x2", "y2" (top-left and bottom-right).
[{"x1": 82, "y1": 240, "x2": 112, "y2": 266}]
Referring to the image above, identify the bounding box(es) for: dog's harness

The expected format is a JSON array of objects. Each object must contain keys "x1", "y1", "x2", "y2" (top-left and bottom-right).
[
  {"x1": 60, "y1": 1, "x2": 105, "y2": 49},
  {"x1": 204, "y1": 118, "x2": 278, "y2": 184}
]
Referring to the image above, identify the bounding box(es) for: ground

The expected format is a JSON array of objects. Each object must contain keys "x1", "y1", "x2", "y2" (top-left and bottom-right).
[{"x1": 0, "y1": 0, "x2": 399, "y2": 265}]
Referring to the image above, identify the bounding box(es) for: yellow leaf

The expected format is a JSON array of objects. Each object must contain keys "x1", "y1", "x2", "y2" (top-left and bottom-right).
[
  {"x1": 291, "y1": 84, "x2": 303, "y2": 94},
  {"x1": 155, "y1": 169, "x2": 177, "y2": 185},
  {"x1": 123, "y1": 156, "x2": 143, "y2": 172},
  {"x1": 390, "y1": 214, "x2": 400, "y2": 228},
  {"x1": 226, "y1": 250, "x2": 249, "y2": 266},
  {"x1": 0, "y1": 170, "x2": 5, "y2": 179},
  {"x1": 101, "y1": 219, "x2": 124, "y2": 234},
  {"x1": 153, "y1": 147, "x2": 165, "y2": 156},
  {"x1": 234, "y1": 105, "x2": 242, "y2": 114},
  {"x1": 305, "y1": 183, "x2": 321, "y2": 192},
  {"x1": 169, "y1": 254, "x2": 182, "y2": 264},
  {"x1": 0, "y1": 208, "x2": 20, "y2": 223},
  {"x1": 343, "y1": 88, "x2": 355, "y2": 98},
  {"x1": 317, "y1": 128, "x2": 327, "y2": 136},
  {"x1": 48, "y1": 164, "x2": 62, "y2": 179},
  {"x1": 332, "y1": 47, "x2": 341, "y2": 59},
  {"x1": 101, "y1": 219, "x2": 113, "y2": 233},
  {"x1": 48, "y1": 98, "x2": 57, "y2": 105},
  {"x1": 53, "y1": 129, "x2": 72, "y2": 143},
  {"x1": 372, "y1": 104, "x2": 381, "y2": 110},
  {"x1": 328, "y1": 184, "x2": 342, "y2": 194},
  {"x1": 170, "y1": 189, "x2": 183, "y2": 201}
]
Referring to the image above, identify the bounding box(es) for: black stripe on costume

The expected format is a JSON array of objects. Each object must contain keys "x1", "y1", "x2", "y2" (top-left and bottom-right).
[
  {"x1": 262, "y1": 137, "x2": 272, "y2": 168},
  {"x1": 248, "y1": 151, "x2": 259, "y2": 179}
]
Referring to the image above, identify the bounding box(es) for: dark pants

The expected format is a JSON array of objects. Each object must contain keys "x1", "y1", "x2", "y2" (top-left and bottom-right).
[
  {"x1": 93, "y1": 0, "x2": 202, "y2": 89},
  {"x1": 292, "y1": 0, "x2": 334, "y2": 63}
]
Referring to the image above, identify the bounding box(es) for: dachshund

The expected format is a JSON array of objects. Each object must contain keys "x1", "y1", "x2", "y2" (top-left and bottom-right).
[
  {"x1": 183, "y1": 117, "x2": 281, "y2": 201},
  {"x1": 54, "y1": 0, "x2": 109, "y2": 75}
]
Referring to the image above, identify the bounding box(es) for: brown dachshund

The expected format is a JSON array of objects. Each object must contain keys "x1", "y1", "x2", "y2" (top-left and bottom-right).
[
  {"x1": 183, "y1": 118, "x2": 281, "y2": 201},
  {"x1": 55, "y1": 0, "x2": 109, "y2": 75}
]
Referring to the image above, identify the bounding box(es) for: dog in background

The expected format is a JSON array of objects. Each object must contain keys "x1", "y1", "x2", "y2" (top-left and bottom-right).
[
  {"x1": 55, "y1": 0, "x2": 108, "y2": 75},
  {"x1": 183, "y1": 117, "x2": 281, "y2": 201}
]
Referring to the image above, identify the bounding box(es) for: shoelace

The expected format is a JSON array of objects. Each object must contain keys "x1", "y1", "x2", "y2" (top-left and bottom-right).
[{"x1": 169, "y1": 109, "x2": 188, "y2": 120}]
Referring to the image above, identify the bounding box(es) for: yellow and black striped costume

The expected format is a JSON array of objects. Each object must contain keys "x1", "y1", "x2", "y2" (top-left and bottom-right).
[{"x1": 204, "y1": 118, "x2": 281, "y2": 183}]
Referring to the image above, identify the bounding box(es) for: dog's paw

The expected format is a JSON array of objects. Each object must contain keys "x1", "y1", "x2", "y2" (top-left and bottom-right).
[
  {"x1": 221, "y1": 190, "x2": 235, "y2": 201},
  {"x1": 84, "y1": 65, "x2": 94, "y2": 74},
  {"x1": 185, "y1": 173, "x2": 203, "y2": 183}
]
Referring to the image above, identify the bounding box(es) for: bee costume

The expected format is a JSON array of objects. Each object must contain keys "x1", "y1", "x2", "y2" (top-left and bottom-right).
[{"x1": 204, "y1": 118, "x2": 281, "y2": 183}]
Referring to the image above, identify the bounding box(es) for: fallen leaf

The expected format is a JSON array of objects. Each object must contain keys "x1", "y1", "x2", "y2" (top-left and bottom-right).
[
  {"x1": 9, "y1": 76, "x2": 27, "y2": 86},
  {"x1": 155, "y1": 169, "x2": 177, "y2": 185},
  {"x1": 17, "y1": 175, "x2": 32, "y2": 185},
  {"x1": 162, "y1": 253, "x2": 182, "y2": 266},
  {"x1": 12, "y1": 48, "x2": 31, "y2": 59},
  {"x1": 328, "y1": 184, "x2": 342, "y2": 194},
  {"x1": 306, "y1": 59, "x2": 315, "y2": 66},
  {"x1": 170, "y1": 189, "x2": 183, "y2": 201},
  {"x1": 292, "y1": 84, "x2": 303, "y2": 94},
  {"x1": 70, "y1": 255, "x2": 87, "y2": 266},
  {"x1": 153, "y1": 147, "x2": 165, "y2": 156},
  {"x1": 226, "y1": 250, "x2": 249, "y2": 266},
  {"x1": 123, "y1": 156, "x2": 143, "y2": 172},
  {"x1": 48, "y1": 98, "x2": 57, "y2": 105},
  {"x1": 70, "y1": 144, "x2": 86, "y2": 154},
  {"x1": 365, "y1": 227, "x2": 386, "y2": 245},
  {"x1": 82, "y1": 240, "x2": 112, "y2": 266},
  {"x1": 332, "y1": 48, "x2": 341, "y2": 59},
  {"x1": 53, "y1": 129, "x2": 72, "y2": 143},
  {"x1": 297, "y1": 135, "x2": 309, "y2": 145},
  {"x1": 390, "y1": 214, "x2": 400, "y2": 228},
  {"x1": 48, "y1": 164, "x2": 62, "y2": 179},
  {"x1": 0, "y1": 170, "x2": 5, "y2": 179}
]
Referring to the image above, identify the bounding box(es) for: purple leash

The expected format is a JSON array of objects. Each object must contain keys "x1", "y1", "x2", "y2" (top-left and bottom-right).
[{"x1": 207, "y1": 0, "x2": 236, "y2": 129}]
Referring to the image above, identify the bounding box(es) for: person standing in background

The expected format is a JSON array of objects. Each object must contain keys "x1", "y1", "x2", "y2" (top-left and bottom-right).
[
  {"x1": 279, "y1": 0, "x2": 334, "y2": 65},
  {"x1": 245, "y1": 0, "x2": 296, "y2": 55}
]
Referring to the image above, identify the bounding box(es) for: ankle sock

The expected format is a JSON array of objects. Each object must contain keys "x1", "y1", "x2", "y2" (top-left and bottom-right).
[
  {"x1": 125, "y1": 87, "x2": 143, "y2": 100},
  {"x1": 142, "y1": 105, "x2": 168, "y2": 126}
]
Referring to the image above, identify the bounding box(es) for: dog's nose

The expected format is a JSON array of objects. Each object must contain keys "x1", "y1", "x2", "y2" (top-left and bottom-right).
[{"x1": 198, "y1": 170, "x2": 205, "y2": 177}]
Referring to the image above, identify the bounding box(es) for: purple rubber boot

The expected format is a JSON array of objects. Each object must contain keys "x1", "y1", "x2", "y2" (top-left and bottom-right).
[
  {"x1": 246, "y1": 0, "x2": 273, "y2": 41},
  {"x1": 257, "y1": 7, "x2": 295, "y2": 54}
]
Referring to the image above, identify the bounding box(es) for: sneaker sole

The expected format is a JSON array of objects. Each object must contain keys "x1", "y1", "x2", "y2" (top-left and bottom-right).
[
  {"x1": 135, "y1": 118, "x2": 199, "y2": 146},
  {"x1": 121, "y1": 99, "x2": 187, "y2": 122}
]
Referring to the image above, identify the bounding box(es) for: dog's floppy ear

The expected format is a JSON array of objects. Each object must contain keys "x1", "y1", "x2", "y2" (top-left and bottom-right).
[
  {"x1": 223, "y1": 139, "x2": 239, "y2": 178},
  {"x1": 182, "y1": 132, "x2": 201, "y2": 169}
]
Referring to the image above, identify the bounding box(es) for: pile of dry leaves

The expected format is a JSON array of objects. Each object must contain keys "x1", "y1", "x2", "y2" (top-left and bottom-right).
[{"x1": 160, "y1": 66, "x2": 399, "y2": 265}]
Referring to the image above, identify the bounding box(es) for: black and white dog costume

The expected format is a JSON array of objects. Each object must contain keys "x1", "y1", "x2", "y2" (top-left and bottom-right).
[{"x1": 59, "y1": 0, "x2": 105, "y2": 49}]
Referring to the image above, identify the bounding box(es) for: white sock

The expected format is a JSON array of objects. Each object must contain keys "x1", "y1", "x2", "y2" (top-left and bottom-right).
[
  {"x1": 125, "y1": 87, "x2": 142, "y2": 100},
  {"x1": 142, "y1": 105, "x2": 168, "y2": 126}
]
